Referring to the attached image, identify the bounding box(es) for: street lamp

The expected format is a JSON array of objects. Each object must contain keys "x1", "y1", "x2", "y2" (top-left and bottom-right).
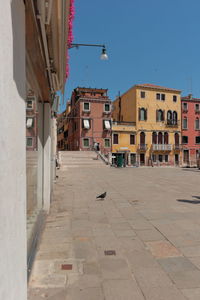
[{"x1": 69, "y1": 43, "x2": 108, "y2": 60}]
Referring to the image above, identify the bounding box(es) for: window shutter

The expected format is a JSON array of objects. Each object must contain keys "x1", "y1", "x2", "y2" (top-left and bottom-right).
[
  {"x1": 162, "y1": 110, "x2": 165, "y2": 121},
  {"x1": 138, "y1": 108, "x2": 141, "y2": 121},
  {"x1": 145, "y1": 109, "x2": 147, "y2": 120},
  {"x1": 156, "y1": 110, "x2": 158, "y2": 121}
]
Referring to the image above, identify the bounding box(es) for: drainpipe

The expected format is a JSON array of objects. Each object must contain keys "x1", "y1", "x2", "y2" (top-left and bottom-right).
[{"x1": 36, "y1": 14, "x2": 54, "y2": 93}]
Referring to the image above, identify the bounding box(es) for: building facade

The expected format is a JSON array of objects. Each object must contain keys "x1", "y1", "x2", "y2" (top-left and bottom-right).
[
  {"x1": 66, "y1": 87, "x2": 112, "y2": 156},
  {"x1": 112, "y1": 84, "x2": 182, "y2": 166},
  {"x1": 181, "y1": 94, "x2": 200, "y2": 167},
  {"x1": 0, "y1": 1, "x2": 70, "y2": 298}
]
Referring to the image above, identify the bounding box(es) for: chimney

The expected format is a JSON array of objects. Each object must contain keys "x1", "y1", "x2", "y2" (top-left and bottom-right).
[{"x1": 188, "y1": 93, "x2": 193, "y2": 100}]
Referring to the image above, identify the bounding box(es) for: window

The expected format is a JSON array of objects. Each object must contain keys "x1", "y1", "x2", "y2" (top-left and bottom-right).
[
  {"x1": 165, "y1": 155, "x2": 168, "y2": 162},
  {"x1": 141, "y1": 91, "x2": 145, "y2": 98},
  {"x1": 195, "y1": 118, "x2": 200, "y2": 130},
  {"x1": 158, "y1": 155, "x2": 163, "y2": 162},
  {"x1": 182, "y1": 136, "x2": 188, "y2": 144},
  {"x1": 173, "y1": 111, "x2": 178, "y2": 125},
  {"x1": 130, "y1": 134, "x2": 135, "y2": 145},
  {"x1": 161, "y1": 94, "x2": 165, "y2": 101},
  {"x1": 83, "y1": 138, "x2": 89, "y2": 147},
  {"x1": 26, "y1": 137, "x2": 33, "y2": 147},
  {"x1": 82, "y1": 119, "x2": 90, "y2": 129},
  {"x1": 196, "y1": 136, "x2": 200, "y2": 144},
  {"x1": 174, "y1": 133, "x2": 179, "y2": 145},
  {"x1": 158, "y1": 132, "x2": 163, "y2": 144},
  {"x1": 182, "y1": 117, "x2": 188, "y2": 129},
  {"x1": 173, "y1": 95, "x2": 177, "y2": 102},
  {"x1": 140, "y1": 132, "x2": 145, "y2": 145},
  {"x1": 83, "y1": 102, "x2": 90, "y2": 111},
  {"x1": 113, "y1": 134, "x2": 119, "y2": 144},
  {"x1": 139, "y1": 108, "x2": 147, "y2": 121},
  {"x1": 157, "y1": 109, "x2": 164, "y2": 122},
  {"x1": 104, "y1": 103, "x2": 110, "y2": 112},
  {"x1": 182, "y1": 102, "x2": 188, "y2": 112},
  {"x1": 26, "y1": 100, "x2": 33, "y2": 109},
  {"x1": 152, "y1": 132, "x2": 157, "y2": 144},
  {"x1": 103, "y1": 120, "x2": 111, "y2": 130},
  {"x1": 156, "y1": 93, "x2": 161, "y2": 100},
  {"x1": 26, "y1": 117, "x2": 34, "y2": 128},
  {"x1": 152, "y1": 154, "x2": 157, "y2": 162},
  {"x1": 164, "y1": 132, "x2": 168, "y2": 144},
  {"x1": 167, "y1": 110, "x2": 173, "y2": 125},
  {"x1": 104, "y1": 138, "x2": 110, "y2": 147},
  {"x1": 195, "y1": 104, "x2": 200, "y2": 112}
]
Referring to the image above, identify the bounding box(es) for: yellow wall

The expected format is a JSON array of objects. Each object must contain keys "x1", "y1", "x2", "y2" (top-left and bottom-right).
[
  {"x1": 112, "y1": 124, "x2": 137, "y2": 153},
  {"x1": 112, "y1": 85, "x2": 182, "y2": 165}
]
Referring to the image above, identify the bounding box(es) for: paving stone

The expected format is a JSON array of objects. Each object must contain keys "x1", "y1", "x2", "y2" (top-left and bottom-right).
[
  {"x1": 181, "y1": 288, "x2": 200, "y2": 300},
  {"x1": 65, "y1": 287, "x2": 104, "y2": 300},
  {"x1": 126, "y1": 250, "x2": 160, "y2": 270},
  {"x1": 28, "y1": 288, "x2": 67, "y2": 300},
  {"x1": 134, "y1": 267, "x2": 173, "y2": 289},
  {"x1": 99, "y1": 257, "x2": 132, "y2": 279},
  {"x1": 135, "y1": 229, "x2": 166, "y2": 242},
  {"x1": 111, "y1": 222, "x2": 132, "y2": 230},
  {"x1": 168, "y1": 270, "x2": 200, "y2": 288},
  {"x1": 142, "y1": 286, "x2": 186, "y2": 300},
  {"x1": 158, "y1": 257, "x2": 197, "y2": 273},
  {"x1": 180, "y1": 245, "x2": 200, "y2": 257},
  {"x1": 102, "y1": 279, "x2": 144, "y2": 300},
  {"x1": 146, "y1": 240, "x2": 182, "y2": 258}
]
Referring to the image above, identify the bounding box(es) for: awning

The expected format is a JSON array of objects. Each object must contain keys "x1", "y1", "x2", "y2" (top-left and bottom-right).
[
  {"x1": 104, "y1": 120, "x2": 111, "y2": 129},
  {"x1": 83, "y1": 119, "x2": 90, "y2": 129},
  {"x1": 26, "y1": 118, "x2": 33, "y2": 128}
]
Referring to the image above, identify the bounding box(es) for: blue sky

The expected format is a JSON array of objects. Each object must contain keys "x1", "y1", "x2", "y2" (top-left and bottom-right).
[{"x1": 59, "y1": 0, "x2": 200, "y2": 112}]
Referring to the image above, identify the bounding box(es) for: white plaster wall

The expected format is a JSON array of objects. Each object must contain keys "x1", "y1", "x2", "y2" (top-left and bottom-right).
[{"x1": 0, "y1": 1, "x2": 26, "y2": 299}]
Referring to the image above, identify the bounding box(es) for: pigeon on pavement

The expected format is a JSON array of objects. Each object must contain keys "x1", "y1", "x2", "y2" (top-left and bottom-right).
[{"x1": 96, "y1": 192, "x2": 107, "y2": 200}]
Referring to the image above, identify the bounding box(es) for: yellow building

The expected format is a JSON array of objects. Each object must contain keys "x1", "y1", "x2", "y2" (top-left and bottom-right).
[{"x1": 112, "y1": 84, "x2": 182, "y2": 166}]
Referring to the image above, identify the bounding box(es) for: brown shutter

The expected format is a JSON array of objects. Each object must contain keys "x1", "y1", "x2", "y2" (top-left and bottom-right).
[
  {"x1": 145, "y1": 109, "x2": 148, "y2": 120},
  {"x1": 138, "y1": 108, "x2": 141, "y2": 121},
  {"x1": 156, "y1": 110, "x2": 158, "y2": 121},
  {"x1": 163, "y1": 110, "x2": 165, "y2": 121}
]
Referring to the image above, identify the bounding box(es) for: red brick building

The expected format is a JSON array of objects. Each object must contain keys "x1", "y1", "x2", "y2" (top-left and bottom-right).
[
  {"x1": 67, "y1": 87, "x2": 112, "y2": 155},
  {"x1": 181, "y1": 94, "x2": 200, "y2": 166}
]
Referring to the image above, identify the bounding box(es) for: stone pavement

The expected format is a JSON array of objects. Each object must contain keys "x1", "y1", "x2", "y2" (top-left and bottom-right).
[{"x1": 28, "y1": 158, "x2": 200, "y2": 299}]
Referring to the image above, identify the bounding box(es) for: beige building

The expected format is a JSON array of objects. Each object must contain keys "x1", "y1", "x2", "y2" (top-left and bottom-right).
[{"x1": 112, "y1": 84, "x2": 182, "y2": 166}]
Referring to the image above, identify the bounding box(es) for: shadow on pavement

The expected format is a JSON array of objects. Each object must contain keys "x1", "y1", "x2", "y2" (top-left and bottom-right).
[{"x1": 177, "y1": 199, "x2": 200, "y2": 204}]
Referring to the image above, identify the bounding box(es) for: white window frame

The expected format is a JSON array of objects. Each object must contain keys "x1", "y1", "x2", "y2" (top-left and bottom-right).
[
  {"x1": 183, "y1": 102, "x2": 188, "y2": 111},
  {"x1": 26, "y1": 100, "x2": 33, "y2": 109},
  {"x1": 104, "y1": 103, "x2": 111, "y2": 112},
  {"x1": 26, "y1": 137, "x2": 33, "y2": 147},
  {"x1": 82, "y1": 138, "x2": 90, "y2": 148},
  {"x1": 195, "y1": 118, "x2": 200, "y2": 130},
  {"x1": 183, "y1": 117, "x2": 188, "y2": 129},
  {"x1": 195, "y1": 104, "x2": 200, "y2": 112},
  {"x1": 83, "y1": 102, "x2": 90, "y2": 112},
  {"x1": 104, "y1": 138, "x2": 110, "y2": 148}
]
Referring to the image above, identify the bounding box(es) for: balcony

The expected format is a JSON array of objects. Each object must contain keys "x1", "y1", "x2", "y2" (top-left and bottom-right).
[
  {"x1": 138, "y1": 144, "x2": 147, "y2": 151},
  {"x1": 166, "y1": 120, "x2": 179, "y2": 127},
  {"x1": 174, "y1": 144, "x2": 182, "y2": 150},
  {"x1": 152, "y1": 144, "x2": 172, "y2": 151}
]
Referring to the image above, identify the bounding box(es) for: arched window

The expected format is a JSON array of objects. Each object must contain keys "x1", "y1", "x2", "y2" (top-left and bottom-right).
[
  {"x1": 139, "y1": 108, "x2": 147, "y2": 121},
  {"x1": 158, "y1": 132, "x2": 163, "y2": 144},
  {"x1": 167, "y1": 110, "x2": 172, "y2": 125},
  {"x1": 140, "y1": 132, "x2": 145, "y2": 145},
  {"x1": 164, "y1": 132, "x2": 168, "y2": 144},
  {"x1": 152, "y1": 132, "x2": 157, "y2": 144},
  {"x1": 173, "y1": 111, "x2": 178, "y2": 125},
  {"x1": 157, "y1": 109, "x2": 164, "y2": 121},
  {"x1": 195, "y1": 118, "x2": 200, "y2": 130},
  {"x1": 175, "y1": 133, "x2": 179, "y2": 145}
]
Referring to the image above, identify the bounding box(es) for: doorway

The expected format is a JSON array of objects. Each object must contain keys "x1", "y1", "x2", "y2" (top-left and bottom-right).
[
  {"x1": 175, "y1": 154, "x2": 179, "y2": 166},
  {"x1": 140, "y1": 153, "x2": 145, "y2": 166}
]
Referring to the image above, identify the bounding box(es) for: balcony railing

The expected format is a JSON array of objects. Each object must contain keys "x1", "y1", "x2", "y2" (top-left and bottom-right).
[
  {"x1": 152, "y1": 144, "x2": 172, "y2": 151},
  {"x1": 166, "y1": 120, "x2": 179, "y2": 127},
  {"x1": 138, "y1": 144, "x2": 147, "y2": 151},
  {"x1": 174, "y1": 144, "x2": 182, "y2": 150},
  {"x1": 112, "y1": 121, "x2": 136, "y2": 126}
]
